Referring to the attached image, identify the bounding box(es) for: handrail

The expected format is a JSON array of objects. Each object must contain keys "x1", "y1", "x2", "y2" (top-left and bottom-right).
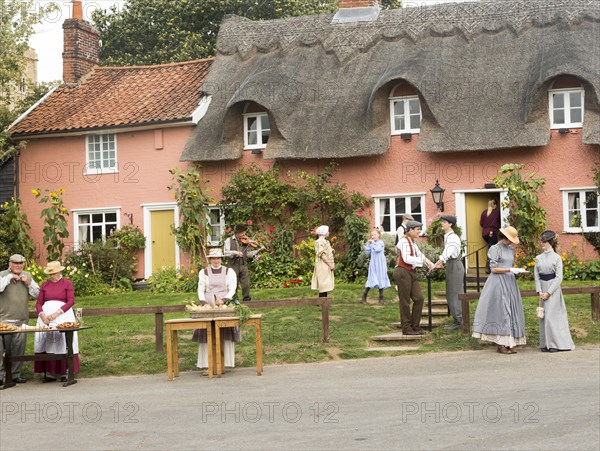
[{"x1": 463, "y1": 244, "x2": 488, "y2": 258}]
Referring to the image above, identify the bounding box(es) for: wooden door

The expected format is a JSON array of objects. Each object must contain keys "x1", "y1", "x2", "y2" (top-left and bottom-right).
[
  {"x1": 150, "y1": 210, "x2": 176, "y2": 273},
  {"x1": 465, "y1": 194, "x2": 493, "y2": 269}
]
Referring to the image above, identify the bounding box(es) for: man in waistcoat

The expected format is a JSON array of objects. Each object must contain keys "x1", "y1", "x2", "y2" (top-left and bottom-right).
[
  {"x1": 0, "y1": 254, "x2": 40, "y2": 384},
  {"x1": 393, "y1": 221, "x2": 434, "y2": 335},
  {"x1": 395, "y1": 214, "x2": 414, "y2": 246},
  {"x1": 432, "y1": 215, "x2": 465, "y2": 330},
  {"x1": 224, "y1": 224, "x2": 264, "y2": 302}
]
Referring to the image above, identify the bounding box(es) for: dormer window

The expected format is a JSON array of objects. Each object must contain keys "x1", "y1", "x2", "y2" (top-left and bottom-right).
[
  {"x1": 243, "y1": 103, "x2": 270, "y2": 150},
  {"x1": 548, "y1": 77, "x2": 584, "y2": 129},
  {"x1": 389, "y1": 83, "x2": 421, "y2": 135}
]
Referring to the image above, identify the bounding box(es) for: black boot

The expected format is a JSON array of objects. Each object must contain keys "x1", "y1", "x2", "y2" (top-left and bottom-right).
[
  {"x1": 378, "y1": 289, "x2": 384, "y2": 305},
  {"x1": 361, "y1": 288, "x2": 368, "y2": 304}
]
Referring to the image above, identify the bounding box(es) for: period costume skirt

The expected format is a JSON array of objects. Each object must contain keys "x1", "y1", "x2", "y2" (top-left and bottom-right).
[
  {"x1": 365, "y1": 240, "x2": 391, "y2": 289},
  {"x1": 538, "y1": 281, "x2": 575, "y2": 351},
  {"x1": 34, "y1": 300, "x2": 80, "y2": 374},
  {"x1": 472, "y1": 273, "x2": 526, "y2": 347}
]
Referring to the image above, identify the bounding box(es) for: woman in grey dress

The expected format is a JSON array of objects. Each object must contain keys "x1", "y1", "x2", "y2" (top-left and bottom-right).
[
  {"x1": 535, "y1": 230, "x2": 575, "y2": 352},
  {"x1": 472, "y1": 226, "x2": 528, "y2": 354}
]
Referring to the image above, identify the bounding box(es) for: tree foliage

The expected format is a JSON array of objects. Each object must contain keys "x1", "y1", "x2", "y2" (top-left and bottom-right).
[{"x1": 93, "y1": 0, "x2": 401, "y2": 66}]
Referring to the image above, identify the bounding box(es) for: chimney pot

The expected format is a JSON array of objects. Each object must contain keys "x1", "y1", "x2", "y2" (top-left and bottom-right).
[{"x1": 72, "y1": 0, "x2": 83, "y2": 19}]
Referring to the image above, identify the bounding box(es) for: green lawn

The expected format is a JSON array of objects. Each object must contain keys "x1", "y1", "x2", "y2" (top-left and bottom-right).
[{"x1": 20, "y1": 281, "x2": 600, "y2": 379}]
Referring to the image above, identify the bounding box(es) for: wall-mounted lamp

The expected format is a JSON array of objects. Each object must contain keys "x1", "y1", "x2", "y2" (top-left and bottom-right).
[
  {"x1": 400, "y1": 132, "x2": 412, "y2": 141},
  {"x1": 430, "y1": 179, "x2": 445, "y2": 212},
  {"x1": 558, "y1": 128, "x2": 570, "y2": 134},
  {"x1": 251, "y1": 148, "x2": 263, "y2": 155}
]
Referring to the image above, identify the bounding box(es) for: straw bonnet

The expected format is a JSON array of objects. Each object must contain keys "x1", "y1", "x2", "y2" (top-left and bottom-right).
[
  {"x1": 206, "y1": 248, "x2": 225, "y2": 258},
  {"x1": 44, "y1": 261, "x2": 65, "y2": 274},
  {"x1": 499, "y1": 226, "x2": 520, "y2": 244},
  {"x1": 540, "y1": 230, "x2": 557, "y2": 243}
]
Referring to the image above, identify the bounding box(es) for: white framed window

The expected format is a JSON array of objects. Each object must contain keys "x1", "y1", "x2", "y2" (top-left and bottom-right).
[
  {"x1": 549, "y1": 89, "x2": 584, "y2": 129},
  {"x1": 72, "y1": 208, "x2": 121, "y2": 245},
  {"x1": 562, "y1": 188, "x2": 599, "y2": 232},
  {"x1": 373, "y1": 194, "x2": 425, "y2": 233},
  {"x1": 390, "y1": 95, "x2": 421, "y2": 134},
  {"x1": 207, "y1": 207, "x2": 225, "y2": 245},
  {"x1": 86, "y1": 134, "x2": 117, "y2": 174},
  {"x1": 243, "y1": 113, "x2": 270, "y2": 149}
]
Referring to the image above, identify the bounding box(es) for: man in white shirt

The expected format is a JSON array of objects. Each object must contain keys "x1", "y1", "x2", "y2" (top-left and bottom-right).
[
  {"x1": 395, "y1": 214, "x2": 414, "y2": 246},
  {"x1": 393, "y1": 221, "x2": 434, "y2": 335},
  {"x1": 432, "y1": 215, "x2": 465, "y2": 330}
]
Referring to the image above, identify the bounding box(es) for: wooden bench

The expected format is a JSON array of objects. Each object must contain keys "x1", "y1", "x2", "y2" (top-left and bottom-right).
[{"x1": 459, "y1": 286, "x2": 600, "y2": 335}]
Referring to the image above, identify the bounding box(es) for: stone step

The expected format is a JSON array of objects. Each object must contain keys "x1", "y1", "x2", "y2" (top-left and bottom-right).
[
  {"x1": 391, "y1": 318, "x2": 444, "y2": 329},
  {"x1": 371, "y1": 331, "x2": 424, "y2": 342},
  {"x1": 366, "y1": 346, "x2": 420, "y2": 352}
]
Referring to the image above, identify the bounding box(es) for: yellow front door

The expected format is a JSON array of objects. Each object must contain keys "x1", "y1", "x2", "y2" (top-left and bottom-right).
[
  {"x1": 465, "y1": 194, "x2": 496, "y2": 269},
  {"x1": 150, "y1": 210, "x2": 176, "y2": 273}
]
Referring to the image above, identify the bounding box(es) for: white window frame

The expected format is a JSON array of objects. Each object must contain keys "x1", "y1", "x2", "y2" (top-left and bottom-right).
[
  {"x1": 243, "y1": 112, "x2": 270, "y2": 150},
  {"x1": 373, "y1": 193, "x2": 426, "y2": 234},
  {"x1": 389, "y1": 95, "x2": 422, "y2": 134},
  {"x1": 561, "y1": 188, "x2": 599, "y2": 233},
  {"x1": 207, "y1": 206, "x2": 225, "y2": 246},
  {"x1": 72, "y1": 207, "x2": 121, "y2": 247},
  {"x1": 86, "y1": 133, "x2": 118, "y2": 175},
  {"x1": 548, "y1": 88, "x2": 584, "y2": 129}
]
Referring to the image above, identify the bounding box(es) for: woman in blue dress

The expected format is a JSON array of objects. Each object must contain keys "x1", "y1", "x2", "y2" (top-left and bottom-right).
[
  {"x1": 362, "y1": 228, "x2": 390, "y2": 305},
  {"x1": 472, "y1": 226, "x2": 528, "y2": 354}
]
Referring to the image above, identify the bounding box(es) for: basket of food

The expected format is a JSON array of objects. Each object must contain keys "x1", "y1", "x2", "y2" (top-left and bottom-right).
[{"x1": 185, "y1": 303, "x2": 237, "y2": 318}]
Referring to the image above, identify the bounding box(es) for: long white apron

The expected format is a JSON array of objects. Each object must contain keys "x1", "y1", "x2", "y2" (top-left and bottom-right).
[{"x1": 34, "y1": 300, "x2": 79, "y2": 354}]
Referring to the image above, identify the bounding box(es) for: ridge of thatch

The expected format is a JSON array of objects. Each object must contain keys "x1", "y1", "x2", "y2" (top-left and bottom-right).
[{"x1": 182, "y1": 0, "x2": 600, "y2": 161}]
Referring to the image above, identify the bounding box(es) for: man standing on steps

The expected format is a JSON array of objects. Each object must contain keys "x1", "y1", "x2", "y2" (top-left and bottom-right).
[
  {"x1": 432, "y1": 215, "x2": 465, "y2": 330},
  {"x1": 393, "y1": 221, "x2": 434, "y2": 335}
]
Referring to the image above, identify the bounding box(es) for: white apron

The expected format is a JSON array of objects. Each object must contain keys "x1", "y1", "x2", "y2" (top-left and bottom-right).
[{"x1": 34, "y1": 300, "x2": 79, "y2": 354}]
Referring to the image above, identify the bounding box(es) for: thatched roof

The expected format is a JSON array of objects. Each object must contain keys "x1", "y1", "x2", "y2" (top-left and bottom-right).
[{"x1": 182, "y1": 0, "x2": 600, "y2": 161}]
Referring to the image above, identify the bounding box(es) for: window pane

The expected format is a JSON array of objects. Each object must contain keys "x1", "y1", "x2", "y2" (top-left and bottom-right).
[
  {"x1": 262, "y1": 129, "x2": 270, "y2": 145},
  {"x1": 585, "y1": 191, "x2": 599, "y2": 227},
  {"x1": 247, "y1": 117, "x2": 257, "y2": 131},
  {"x1": 553, "y1": 109, "x2": 565, "y2": 124},
  {"x1": 394, "y1": 101, "x2": 404, "y2": 115},
  {"x1": 92, "y1": 225, "x2": 103, "y2": 242},
  {"x1": 411, "y1": 197, "x2": 422, "y2": 213},
  {"x1": 409, "y1": 99, "x2": 420, "y2": 115},
  {"x1": 92, "y1": 213, "x2": 103, "y2": 223},
  {"x1": 395, "y1": 117, "x2": 405, "y2": 131},
  {"x1": 553, "y1": 93, "x2": 564, "y2": 108},
  {"x1": 248, "y1": 131, "x2": 257, "y2": 145},
  {"x1": 395, "y1": 198, "x2": 406, "y2": 214},
  {"x1": 379, "y1": 199, "x2": 391, "y2": 232},
  {"x1": 570, "y1": 108, "x2": 582, "y2": 124},
  {"x1": 105, "y1": 224, "x2": 115, "y2": 237},
  {"x1": 410, "y1": 114, "x2": 421, "y2": 129},
  {"x1": 106, "y1": 213, "x2": 117, "y2": 222},
  {"x1": 569, "y1": 92, "x2": 582, "y2": 107},
  {"x1": 261, "y1": 115, "x2": 270, "y2": 131}
]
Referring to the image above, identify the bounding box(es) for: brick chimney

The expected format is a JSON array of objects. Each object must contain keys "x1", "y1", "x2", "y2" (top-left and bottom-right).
[{"x1": 62, "y1": 0, "x2": 100, "y2": 84}]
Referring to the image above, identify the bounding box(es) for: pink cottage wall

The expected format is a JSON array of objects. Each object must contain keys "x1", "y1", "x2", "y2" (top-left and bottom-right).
[
  {"x1": 17, "y1": 126, "x2": 193, "y2": 277},
  {"x1": 199, "y1": 130, "x2": 599, "y2": 260}
]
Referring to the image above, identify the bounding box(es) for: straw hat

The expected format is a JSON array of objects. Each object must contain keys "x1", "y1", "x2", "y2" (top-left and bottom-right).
[
  {"x1": 44, "y1": 261, "x2": 65, "y2": 274},
  {"x1": 540, "y1": 230, "x2": 556, "y2": 243},
  {"x1": 499, "y1": 226, "x2": 520, "y2": 244}
]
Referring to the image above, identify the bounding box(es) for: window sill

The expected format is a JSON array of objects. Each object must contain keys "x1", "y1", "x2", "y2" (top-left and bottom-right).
[
  {"x1": 84, "y1": 170, "x2": 119, "y2": 176},
  {"x1": 243, "y1": 146, "x2": 267, "y2": 151},
  {"x1": 563, "y1": 228, "x2": 600, "y2": 234}
]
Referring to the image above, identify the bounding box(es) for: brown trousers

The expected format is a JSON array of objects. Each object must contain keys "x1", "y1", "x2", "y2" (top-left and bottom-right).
[{"x1": 393, "y1": 266, "x2": 424, "y2": 331}]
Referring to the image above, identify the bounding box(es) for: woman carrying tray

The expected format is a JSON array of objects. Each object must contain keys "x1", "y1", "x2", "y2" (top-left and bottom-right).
[
  {"x1": 194, "y1": 248, "x2": 239, "y2": 373},
  {"x1": 34, "y1": 261, "x2": 80, "y2": 382}
]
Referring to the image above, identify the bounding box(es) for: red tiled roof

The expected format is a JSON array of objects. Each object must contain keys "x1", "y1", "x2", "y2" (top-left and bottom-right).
[{"x1": 10, "y1": 58, "x2": 213, "y2": 136}]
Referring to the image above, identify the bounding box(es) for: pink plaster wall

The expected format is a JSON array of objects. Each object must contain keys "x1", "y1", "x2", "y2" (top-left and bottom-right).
[
  {"x1": 18, "y1": 126, "x2": 193, "y2": 276},
  {"x1": 17, "y1": 126, "x2": 599, "y2": 277},
  {"x1": 198, "y1": 130, "x2": 599, "y2": 260}
]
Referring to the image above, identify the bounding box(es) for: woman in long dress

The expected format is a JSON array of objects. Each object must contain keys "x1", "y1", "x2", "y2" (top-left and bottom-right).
[
  {"x1": 362, "y1": 228, "x2": 390, "y2": 305},
  {"x1": 472, "y1": 226, "x2": 528, "y2": 354},
  {"x1": 34, "y1": 261, "x2": 80, "y2": 382},
  {"x1": 535, "y1": 230, "x2": 575, "y2": 352},
  {"x1": 311, "y1": 225, "x2": 335, "y2": 297}
]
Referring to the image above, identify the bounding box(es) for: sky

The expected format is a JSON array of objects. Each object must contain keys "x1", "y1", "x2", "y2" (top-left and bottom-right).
[{"x1": 29, "y1": 0, "x2": 476, "y2": 83}]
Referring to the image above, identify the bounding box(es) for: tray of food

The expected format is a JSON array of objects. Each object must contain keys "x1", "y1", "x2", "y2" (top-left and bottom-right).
[
  {"x1": 0, "y1": 323, "x2": 19, "y2": 331},
  {"x1": 56, "y1": 322, "x2": 81, "y2": 329},
  {"x1": 185, "y1": 303, "x2": 237, "y2": 318}
]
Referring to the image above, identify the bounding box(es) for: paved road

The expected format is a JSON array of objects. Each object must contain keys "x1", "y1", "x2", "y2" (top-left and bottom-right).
[{"x1": 1, "y1": 346, "x2": 598, "y2": 450}]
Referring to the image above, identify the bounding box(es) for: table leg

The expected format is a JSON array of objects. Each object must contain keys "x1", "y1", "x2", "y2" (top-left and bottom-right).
[
  {"x1": 0, "y1": 335, "x2": 16, "y2": 390},
  {"x1": 214, "y1": 322, "x2": 223, "y2": 377},
  {"x1": 63, "y1": 331, "x2": 77, "y2": 387},
  {"x1": 166, "y1": 325, "x2": 174, "y2": 381},
  {"x1": 206, "y1": 324, "x2": 213, "y2": 379},
  {"x1": 254, "y1": 320, "x2": 263, "y2": 376},
  {"x1": 173, "y1": 330, "x2": 180, "y2": 378}
]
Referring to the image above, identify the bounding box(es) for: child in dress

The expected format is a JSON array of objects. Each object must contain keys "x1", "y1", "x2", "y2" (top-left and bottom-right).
[{"x1": 362, "y1": 229, "x2": 390, "y2": 305}]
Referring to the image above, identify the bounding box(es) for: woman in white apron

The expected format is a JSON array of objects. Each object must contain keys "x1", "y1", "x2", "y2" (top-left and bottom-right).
[
  {"x1": 34, "y1": 261, "x2": 79, "y2": 382},
  {"x1": 195, "y1": 248, "x2": 239, "y2": 371}
]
